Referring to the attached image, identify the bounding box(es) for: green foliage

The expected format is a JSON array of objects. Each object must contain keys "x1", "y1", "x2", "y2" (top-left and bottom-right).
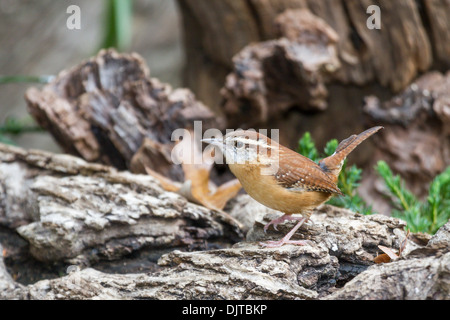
[
  {"x1": 327, "y1": 163, "x2": 374, "y2": 215},
  {"x1": 297, "y1": 132, "x2": 319, "y2": 163},
  {"x1": 0, "y1": 134, "x2": 14, "y2": 145},
  {"x1": 0, "y1": 117, "x2": 43, "y2": 145},
  {"x1": 101, "y1": 0, "x2": 133, "y2": 51},
  {"x1": 0, "y1": 75, "x2": 53, "y2": 84},
  {"x1": 376, "y1": 161, "x2": 450, "y2": 234},
  {"x1": 297, "y1": 132, "x2": 373, "y2": 215},
  {"x1": 297, "y1": 132, "x2": 449, "y2": 234},
  {"x1": 323, "y1": 139, "x2": 338, "y2": 157}
]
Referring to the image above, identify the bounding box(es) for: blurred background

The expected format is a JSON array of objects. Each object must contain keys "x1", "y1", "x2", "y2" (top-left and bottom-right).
[{"x1": 0, "y1": 0, "x2": 183, "y2": 151}]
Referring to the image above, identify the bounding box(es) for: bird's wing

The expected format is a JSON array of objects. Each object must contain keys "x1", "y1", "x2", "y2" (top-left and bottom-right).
[{"x1": 273, "y1": 147, "x2": 343, "y2": 195}]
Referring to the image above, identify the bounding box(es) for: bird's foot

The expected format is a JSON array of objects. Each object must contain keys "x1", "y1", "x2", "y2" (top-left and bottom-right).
[
  {"x1": 263, "y1": 214, "x2": 306, "y2": 233},
  {"x1": 260, "y1": 217, "x2": 309, "y2": 248}
]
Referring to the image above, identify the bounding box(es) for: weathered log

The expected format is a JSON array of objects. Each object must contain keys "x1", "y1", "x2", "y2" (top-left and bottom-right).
[
  {"x1": 221, "y1": 9, "x2": 340, "y2": 128},
  {"x1": 0, "y1": 207, "x2": 448, "y2": 300},
  {"x1": 25, "y1": 49, "x2": 220, "y2": 181},
  {"x1": 0, "y1": 244, "x2": 21, "y2": 295},
  {"x1": 325, "y1": 251, "x2": 450, "y2": 299},
  {"x1": 0, "y1": 143, "x2": 448, "y2": 299},
  {"x1": 1, "y1": 244, "x2": 326, "y2": 300},
  {"x1": 176, "y1": 0, "x2": 450, "y2": 167},
  {"x1": 0, "y1": 143, "x2": 243, "y2": 266},
  {"x1": 248, "y1": 204, "x2": 412, "y2": 266},
  {"x1": 325, "y1": 223, "x2": 450, "y2": 300}
]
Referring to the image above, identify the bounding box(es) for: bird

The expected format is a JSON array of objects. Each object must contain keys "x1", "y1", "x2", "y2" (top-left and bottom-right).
[{"x1": 202, "y1": 126, "x2": 383, "y2": 247}]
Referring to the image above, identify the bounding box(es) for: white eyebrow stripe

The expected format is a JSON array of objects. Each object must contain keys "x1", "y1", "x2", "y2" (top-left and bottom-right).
[{"x1": 233, "y1": 137, "x2": 276, "y2": 148}]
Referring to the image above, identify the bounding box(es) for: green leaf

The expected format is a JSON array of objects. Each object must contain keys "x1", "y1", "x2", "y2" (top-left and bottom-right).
[
  {"x1": 0, "y1": 75, "x2": 53, "y2": 84},
  {"x1": 323, "y1": 139, "x2": 338, "y2": 157},
  {"x1": 297, "y1": 132, "x2": 319, "y2": 163},
  {"x1": 376, "y1": 161, "x2": 450, "y2": 234},
  {"x1": 375, "y1": 161, "x2": 417, "y2": 211},
  {"x1": 0, "y1": 117, "x2": 42, "y2": 135},
  {"x1": 101, "y1": 0, "x2": 133, "y2": 51}
]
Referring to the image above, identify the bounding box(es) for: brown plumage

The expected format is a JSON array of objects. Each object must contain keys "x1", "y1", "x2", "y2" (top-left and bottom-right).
[
  {"x1": 275, "y1": 146, "x2": 343, "y2": 196},
  {"x1": 319, "y1": 126, "x2": 384, "y2": 183},
  {"x1": 202, "y1": 126, "x2": 383, "y2": 247}
]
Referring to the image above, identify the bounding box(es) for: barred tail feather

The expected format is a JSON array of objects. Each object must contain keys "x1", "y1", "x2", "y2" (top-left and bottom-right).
[{"x1": 319, "y1": 126, "x2": 383, "y2": 182}]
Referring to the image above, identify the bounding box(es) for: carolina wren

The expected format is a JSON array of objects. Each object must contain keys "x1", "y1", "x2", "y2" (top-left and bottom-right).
[{"x1": 202, "y1": 126, "x2": 383, "y2": 247}]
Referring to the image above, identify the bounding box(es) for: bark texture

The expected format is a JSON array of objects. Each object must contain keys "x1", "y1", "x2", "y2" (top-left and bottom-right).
[
  {"x1": 0, "y1": 143, "x2": 243, "y2": 266},
  {"x1": 177, "y1": 0, "x2": 446, "y2": 111},
  {"x1": 360, "y1": 71, "x2": 450, "y2": 213},
  {"x1": 2, "y1": 6, "x2": 449, "y2": 298},
  {"x1": 325, "y1": 251, "x2": 450, "y2": 299},
  {"x1": 221, "y1": 9, "x2": 340, "y2": 128},
  {"x1": 25, "y1": 49, "x2": 220, "y2": 181},
  {"x1": 0, "y1": 145, "x2": 448, "y2": 299},
  {"x1": 177, "y1": 0, "x2": 449, "y2": 164}
]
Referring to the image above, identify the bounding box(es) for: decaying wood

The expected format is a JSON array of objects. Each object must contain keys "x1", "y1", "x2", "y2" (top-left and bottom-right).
[
  {"x1": 325, "y1": 252, "x2": 450, "y2": 300},
  {"x1": 423, "y1": 0, "x2": 450, "y2": 70},
  {"x1": 1, "y1": 1, "x2": 448, "y2": 300},
  {"x1": 0, "y1": 244, "x2": 20, "y2": 294},
  {"x1": 0, "y1": 175, "x2": 448, "y2": 299},
  {"x1": 360, "y1": 71, "x2": 450, "y2": 213},
  {"x1": 2, "y1": 244, "x2": 448, "y2": 300},
  {"x1": 326, "y1": 223, "x2": 450, "y2": 299},
  {"x1": 25, "y1": 49, "x2": 221, "y2": 181},
  {"x1": 221, "y1": 9, "x2": 340, "y2": 128},
  {"x1": 1, "y1": 143, "x2": 448, "y2": 299},
  {"x1": 178, "y1": 0, "x2": 442, "y2": 111},
  {"x1": 176, "y1": 0, "x2": 449, "y2": 164},
  {"x1": 249, "y1": 204, "x2": 413, "y2": 266},
  {"x1": 0, "y1": 143, "x2": 243, "y2": 266},
  {"x1": 1, "y1": 244, "x2": 327, "y2": 300},
  {"x1": 0, "y1": 142, "x2": 448, "y2": 299}
]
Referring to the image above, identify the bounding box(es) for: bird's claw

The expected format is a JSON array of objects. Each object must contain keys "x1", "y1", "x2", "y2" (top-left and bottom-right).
[{"x1": 263, "y1": 215, "x2": 304, "y2": 233}]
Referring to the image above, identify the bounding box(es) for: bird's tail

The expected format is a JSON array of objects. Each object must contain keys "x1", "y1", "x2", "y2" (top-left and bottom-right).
[{"x1": 319, "y1": 126, "x2": 383, "y2": 182}]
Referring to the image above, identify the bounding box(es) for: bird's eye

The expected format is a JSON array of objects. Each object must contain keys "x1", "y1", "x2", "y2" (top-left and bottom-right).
[{"x1": 235, "y1": 141, "x2": 244, "y2": 149}]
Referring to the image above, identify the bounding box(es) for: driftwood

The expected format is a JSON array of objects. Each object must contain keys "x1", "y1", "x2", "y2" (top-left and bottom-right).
[
  {"x1": 0, "y1": 143, "x2": 448, "y2": 299},
  {"x1": 0, "y1": 143, "x2": 243, "y2": 267},
  {"x1": 2, "y1": 243, "x2": 448, "y2": 299},
  {"x1": 221, "y1": 9, "x2": 340, "y2": 128},
  {"x1": 25, "y1": 49, "x2": 221, "y2": 181}
]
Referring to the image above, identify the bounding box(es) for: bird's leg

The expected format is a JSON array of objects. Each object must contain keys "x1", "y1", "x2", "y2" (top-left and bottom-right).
[
  {"x1": 260, "y1": 216, "x2": 309, "y2": 248},
  {"x1": 263, "y1": 214, "x2": 306, "y2": 233}
]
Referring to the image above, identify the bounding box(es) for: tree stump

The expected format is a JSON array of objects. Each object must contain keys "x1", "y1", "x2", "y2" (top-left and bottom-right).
[{"x1": 177, "y1": 0, "x2": 449, "y2": 151}]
